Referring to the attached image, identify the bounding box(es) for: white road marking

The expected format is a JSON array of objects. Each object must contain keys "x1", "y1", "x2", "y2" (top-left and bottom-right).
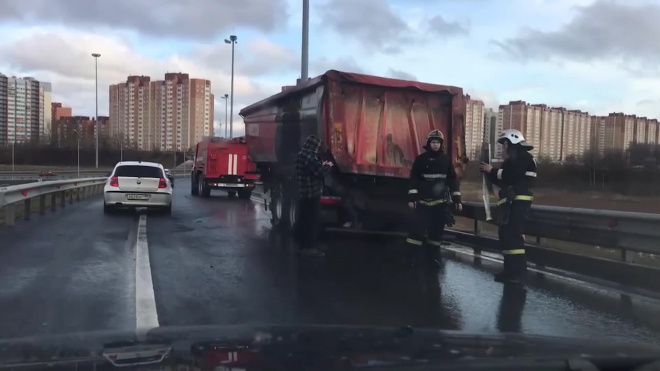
[{"x1": 135, "y1": 213, "x2": 159, "y2": 339}]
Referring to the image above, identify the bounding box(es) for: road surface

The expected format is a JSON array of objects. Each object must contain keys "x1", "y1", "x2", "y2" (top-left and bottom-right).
[{"x1": 0, "y1": 182, "x2": 659, "y2": 347}]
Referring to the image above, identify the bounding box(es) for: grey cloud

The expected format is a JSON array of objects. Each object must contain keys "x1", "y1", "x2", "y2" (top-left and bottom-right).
[
  {"x1": 427, "y1": 15, "x2": 469, "y2": 36},
  {"x1": 386, "y1": 68, "x2": 417, "y2": 81},
  {"x1": 318, "y1": 0, "x2": 414, "y2": 54},
  {"x1": 0, "y1": 0, "x2": 288, "y2": 40},
  {"x1": 318, "y1": 0, "x2": 468, "y2": 54},
  {"x1": 495, "y1": 1, "x2": 660, "y2": 64},
  {"x1": 637, "y1": 99, "x2": 655, "y2": 106},
  {"x1": 195, "y1": 39, "x2": 299, "y2": 77}
]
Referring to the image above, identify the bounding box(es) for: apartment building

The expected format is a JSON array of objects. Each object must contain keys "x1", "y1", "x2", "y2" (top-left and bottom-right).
[
  {"x1": 109, "y1": 73, "x2": 214, "y2": 151},
  {"x1": 483, "y1": 108, "x2": 497, "y2": 147},
  {"x1": 494, "y1": 101, "x2": 592, "y2": 161},
  {"x1": 464, "y1": 96, "x2": 484, "y2": 160},
  {"x1": 647, "y1": 119, "x2": 658, "y2": 145},
  {"x1": 0, "y1": 73, "x2": 52, "y2": 145},
  {"x1": 52, "y1": 102, "x2": 72, "y2": 121},
  {"x1": 51, "y1": 115, "x2": 109, "y2": 148}
]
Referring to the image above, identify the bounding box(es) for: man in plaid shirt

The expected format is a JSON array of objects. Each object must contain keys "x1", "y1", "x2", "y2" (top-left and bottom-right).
[{"x1": 295, "y1": 135, "x2": 333, "y2": 257}]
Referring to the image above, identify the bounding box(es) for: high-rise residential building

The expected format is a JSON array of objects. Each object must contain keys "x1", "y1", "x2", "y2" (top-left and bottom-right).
[
  {"x1": 647, "y1": 119, "x2": 658, "y2": 145},
  {"x1": 0, "y1": 73, "x2": 51, "y2": 145},
  {"x1": 562, "y1": 110, "x2": 591, "y2": 159},
  {"x1": 109, "y1": 75, "x2": 151, "y2": 150},
  {"x1": 538, "y1": 106, "x2": 563, "y2": 162},
  {"x1": 495, "y1": 100, "x2": 591, "y2": 162},
  {"x1": 0, "y1": 74, "x2": 7, "y2": 145},
  {"x1": 635, "y1": 116, "x2": 648, "y2": 145},
  {"x1": 464, "y1": 96, "x2": 484, "y2": 160},
  {"x1": 52, "y1": 102, "x2": 72, "y2": 121},
  {"x1": 52, "y1": 116, "x2": 109, "y2": 148},
  {"x1": 483, "y1": 108, "x2": 497, "y2": 148},
  {"x1": 110, "y1": 73, "x2": 213, "y2": 151},
  {"x1": 590, "y1": 116, "x2": 607, "y2": 156},
  {"x1": 623, "y1": 114, "x2": 636, "y2": 150}
]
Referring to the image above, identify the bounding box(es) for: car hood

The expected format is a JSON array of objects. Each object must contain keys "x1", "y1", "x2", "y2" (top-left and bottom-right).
[{"x1": 0, "y1": 324, "x2": 658, "y2": 370}]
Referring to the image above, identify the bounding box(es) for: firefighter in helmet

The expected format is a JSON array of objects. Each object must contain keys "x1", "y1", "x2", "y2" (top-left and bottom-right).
[
  {"x1": 406, "y1": 130, "x2": 462, "y2": 268},
  {"x1": 479, "y1": 129, "x2": 536, "y2": 284}
]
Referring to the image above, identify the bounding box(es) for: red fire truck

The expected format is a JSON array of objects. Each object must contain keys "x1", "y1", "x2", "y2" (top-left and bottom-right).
[{"x1": 190, "y1": 136, "x2": 259, "y2": 199}]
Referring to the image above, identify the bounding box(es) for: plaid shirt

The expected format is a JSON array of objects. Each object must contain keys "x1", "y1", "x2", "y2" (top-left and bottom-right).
[{"x1": 296, "y1": 135, "x2": 330, "y2": 199}]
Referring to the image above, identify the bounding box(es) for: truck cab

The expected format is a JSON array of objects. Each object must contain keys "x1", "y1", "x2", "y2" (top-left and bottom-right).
[{"x1": 191, "y1": 136, "x2": 259, "y2": 199}]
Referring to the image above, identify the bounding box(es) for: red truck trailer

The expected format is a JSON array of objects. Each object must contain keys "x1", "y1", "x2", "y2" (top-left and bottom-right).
[
  {"x1": 239, "y1": 70, "x2": 466, "y2": 230},
  {"x1": 190, "y1": 136, "x2": 259, "y2": 199}
]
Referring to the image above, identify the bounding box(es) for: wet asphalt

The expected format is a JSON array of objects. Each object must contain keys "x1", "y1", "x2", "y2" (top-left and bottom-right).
[{"x1": 1, "y1": 180, "x2": 660, "y2": 347}]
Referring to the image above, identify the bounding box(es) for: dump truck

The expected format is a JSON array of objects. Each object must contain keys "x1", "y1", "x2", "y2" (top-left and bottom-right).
[
  {"x1": 239, "y1": 70, "x2": 466, "y2": 230},
  {"x1": 190, "y1": 136, "x2": 259, "y2": 199}
]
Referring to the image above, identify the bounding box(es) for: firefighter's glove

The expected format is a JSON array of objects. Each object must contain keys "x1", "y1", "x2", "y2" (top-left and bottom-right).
[{"x1": 451, "y1": 194, "x2": 461, "y2": 206}]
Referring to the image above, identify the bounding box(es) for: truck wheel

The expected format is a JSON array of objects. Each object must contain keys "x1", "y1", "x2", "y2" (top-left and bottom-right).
[
  {"x1": 288, "y1": 201, "x2": 298, "y2": 230},
  {"x1": 270, "y1": 193, "x2": 283, "y2": 228},
  {"x1": 198, "y1": 174, "x2": 211, "y2": 198},
  {"x1": 238, "y1": 189, "x2": 252, "y2": 199},
  {"x1": 191, "y1": 174, "x2": 199, "y2": 196},
  {"x1": 227, "y1": 191, "x2": 237, "y2": 197}
]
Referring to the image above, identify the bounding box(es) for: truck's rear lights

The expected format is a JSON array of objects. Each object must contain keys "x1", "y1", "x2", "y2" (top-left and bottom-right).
[
  {"x1": 109, "y1": 176, "x2": 119, "y2": 187},
  {"x1": 158, "y1": 178, "x2": 168, "y2": 188},
  {"x1": 320, "y1": 197, "x2": 341, "y2": 205}
]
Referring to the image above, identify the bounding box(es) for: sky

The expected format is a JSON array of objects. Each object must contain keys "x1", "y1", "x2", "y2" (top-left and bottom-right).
[{"x1": 1, "y1": 0, "x2": 659, "y2": 137}]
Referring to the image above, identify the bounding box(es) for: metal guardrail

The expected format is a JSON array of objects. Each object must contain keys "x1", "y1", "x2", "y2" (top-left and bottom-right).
[
  {"x1": 457, "y1": 201, "x2": 660, "y2": 262},
  {"x1": 0, "y1": 177, "x2": 107, "y2": 226}
]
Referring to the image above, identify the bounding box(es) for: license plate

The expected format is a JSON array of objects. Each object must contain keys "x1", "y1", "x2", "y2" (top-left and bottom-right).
[{"x1": 126, "y1": 194, "x2": 150, "y2": 200}]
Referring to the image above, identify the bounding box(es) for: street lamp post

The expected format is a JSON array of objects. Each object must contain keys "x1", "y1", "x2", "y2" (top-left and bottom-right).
[
  {"x1": 92, "y1": 53, "x2": 101, "y2": 168},
  {"x1": 224, "y1": 35, "x2": 237, "y2": 138},
  {"x1": 301, "y1": 0, "x2": 309, "y2": 82},
  {"x1": 120, "y1": 132, "x2": 123, "y2": 162},
  {"x1": 73, "y1": 129, "x2": 80, "y2": 178},
  {"x1": 221, "y1": 94, "x2": 229, "y2": 137}
]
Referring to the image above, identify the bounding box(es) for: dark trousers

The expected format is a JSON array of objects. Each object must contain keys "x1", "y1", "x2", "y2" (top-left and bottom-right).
[
  {"x1": 406, "y1": 203, "x2": 447, "y2": 264},
  {"x1": 498, "y1": 201, "x2": 530, "y2": 278},
  {"x1": 295, "y1": 197, "x2": 321, "y2": 250}
]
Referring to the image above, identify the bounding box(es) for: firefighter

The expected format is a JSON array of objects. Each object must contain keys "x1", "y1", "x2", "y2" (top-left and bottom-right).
[
  {"x1": 479, "y1": 129, "x2": 536, "y2": 284},
  {"x1": 406, "y1": 130, "x2": 462, "y2": 268}
]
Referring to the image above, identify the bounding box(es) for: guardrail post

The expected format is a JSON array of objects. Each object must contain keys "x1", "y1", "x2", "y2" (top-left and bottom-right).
[
  {"x1": 68, "y1": 190, "x2": 73, "y2": 205},
  {"x1": 473, "y1": 220, "x2": 483, "y2": 255},
  {"x1": 5, "y1": 205, "x2": 15, "y2": 226},
  {"x1": 621, "y1": 249, "x2": 633, "y2": 263},
  {"x1": 23, "y1": 199, "x2": 31, "y2": 221},
  {"x1": 50, "y1": 193, "x2": 57, "y2": 212},
  {"x1": 76, "y1": 188, "x2": 81, "y2": 202},
  {"x1": 39, "y1": 195, "x2": 46, "y2": 215},
  {"x1": 60, "y1": 191, "x2": 66, "y2": 208}
]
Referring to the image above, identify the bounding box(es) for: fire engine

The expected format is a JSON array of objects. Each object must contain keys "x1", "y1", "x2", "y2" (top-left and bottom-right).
[{"x1": 191, "y1": 136, "x2": 259, "y2": 199}]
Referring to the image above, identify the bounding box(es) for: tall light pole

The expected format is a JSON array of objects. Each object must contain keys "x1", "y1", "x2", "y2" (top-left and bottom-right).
[
  {"x1": 301, "y1": 0, "x2": 309, "y2": 83},
  {"x1": 73, "y1": 129, "x2": 80, "y2": 178},
  {"x1": 221, "y1": 94, "x2": 229, "y2": 137},
  {"x1": 119, "y1": 131, "x2": 123, "y2": 162},
  {"x1": 224, "y1": 35, "x2": 237, "y2": 138},
  {"x1": 92, "y1": 53, "x2": 101, "y2": 168}
]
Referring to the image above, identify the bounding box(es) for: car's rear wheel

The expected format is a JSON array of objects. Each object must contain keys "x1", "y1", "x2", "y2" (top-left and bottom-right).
[
  {"x1": 164, "y1": 203, "x2": 172, "y2": 215},
  {"x1": 103, "y1": 202, "x2": 112, "y2": 214}
]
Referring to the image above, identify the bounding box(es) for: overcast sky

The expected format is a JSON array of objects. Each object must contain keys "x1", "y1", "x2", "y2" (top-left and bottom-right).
[{"x1": 0, "y1": 0, "x2": 658, "y2": 136}]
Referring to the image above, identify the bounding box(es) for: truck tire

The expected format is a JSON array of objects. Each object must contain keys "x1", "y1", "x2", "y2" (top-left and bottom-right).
[
  {"x1": 238, "y1": 189, "x2": 252, "y2": 199},
  {"x1": 269, "y1": 186, "x2": 284, "y2": 229},
  {"x1": 191, "y1": 174, "x2": 199, "y2": 196},
  {"x1": 227, "y1": 191, "x2": 237, "y2": 197},
  {"x1": 198, "y1": 174, "x2": 211, "y2": 198}
]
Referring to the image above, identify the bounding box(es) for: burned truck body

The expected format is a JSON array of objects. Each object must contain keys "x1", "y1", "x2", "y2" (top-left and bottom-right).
[{"x1": 239, "y1": 70, "x2": 466, "y2": 230}]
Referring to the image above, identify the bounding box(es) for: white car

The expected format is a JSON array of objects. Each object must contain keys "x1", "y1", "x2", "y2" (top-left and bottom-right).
[{"x1": 103, "y1": 161, "x2": 173, "y2": 214}]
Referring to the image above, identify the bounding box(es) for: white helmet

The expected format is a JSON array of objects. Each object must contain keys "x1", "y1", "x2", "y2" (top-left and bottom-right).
[{"x1": 497, "y1": 129, "x2": 533, "y2": 149}]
